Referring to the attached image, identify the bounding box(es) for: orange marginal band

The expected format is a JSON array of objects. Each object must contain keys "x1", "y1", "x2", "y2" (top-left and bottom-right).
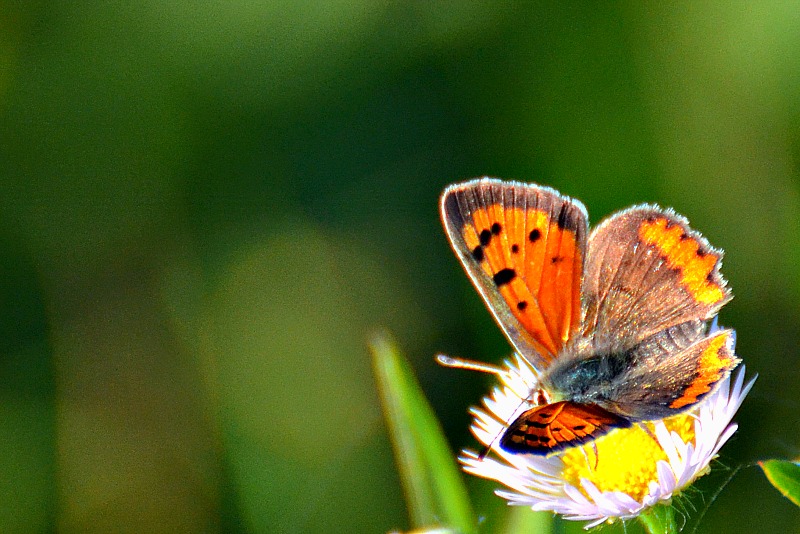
[
  {"x1": 460, "y1": 205, "x2": 582, "y2": 358},
  {"x1": 670, "y1": 331, "x2": 738, "y2": 409},
  {"x1": 638, "y1": 217, "x2": 725, "y2": 305}
]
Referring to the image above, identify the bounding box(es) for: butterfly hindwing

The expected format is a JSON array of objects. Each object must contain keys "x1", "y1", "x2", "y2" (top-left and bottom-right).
[
  {"x1": 607, "y1": 327, "x2": 740, "y2": 420},
  {"x1": 582, "y1": 206, "x2": 731, "y2": 352},
  {"x1": 500, "y1": 401, "x2": 632, "y2": 455},
  {"x1": 441, "y1": 178, "x2": 588, "y2": 368}
]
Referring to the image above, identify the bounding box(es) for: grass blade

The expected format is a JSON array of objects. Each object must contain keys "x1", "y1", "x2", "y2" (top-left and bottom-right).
[{"x1": 370, "y1": 330, "x2": 477, "y2": 534}]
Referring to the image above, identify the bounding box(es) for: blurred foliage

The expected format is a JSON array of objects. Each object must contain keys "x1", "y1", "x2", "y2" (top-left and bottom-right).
[
  {"x1": 0, "y1": 2, "x2": 798, "y2": 533},
  {"x1": 370, "y1": 331, "x2": 476, "y2": 534}
]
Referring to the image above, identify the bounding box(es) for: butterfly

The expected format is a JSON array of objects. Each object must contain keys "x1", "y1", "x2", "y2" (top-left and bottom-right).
[{"x1": 439, "y1": 178, "x2": 740, "y2": 455}]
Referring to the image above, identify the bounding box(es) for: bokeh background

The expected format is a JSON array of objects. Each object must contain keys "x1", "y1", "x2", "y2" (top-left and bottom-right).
[{"x1": 1, "y1": 2, "x2": 799, "y2": 533}]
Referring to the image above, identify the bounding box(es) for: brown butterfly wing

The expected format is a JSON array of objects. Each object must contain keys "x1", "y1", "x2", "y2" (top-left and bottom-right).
[
  {"x1": 500, "y1": 401, "x2": 632, "y2": 455},
  {"x1": 583, "y1": 206, "x2": 731, "y2": 353},
  {"x1": 608, "y1": 328, "x2": 740, "y2": 420},
  {"x1": 441, "y1": 178, "x2": 588, "y2": 369}
]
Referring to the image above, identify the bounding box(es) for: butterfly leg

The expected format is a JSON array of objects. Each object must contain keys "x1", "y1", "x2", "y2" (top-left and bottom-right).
[
  {"x1": 577, "y1": 441, "x2": 600, "y2": 471},
  {"x1": 637, "y1": 422, "x2": 659, "y2": 446},
  {"x1": 578, "y1": 444, "x2": 594, "y2": 472}
]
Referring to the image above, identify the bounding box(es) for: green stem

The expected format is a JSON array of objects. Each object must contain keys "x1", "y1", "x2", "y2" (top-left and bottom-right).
[{"x1": 638, "y1": 503, "x2": 677, "y2": 534}]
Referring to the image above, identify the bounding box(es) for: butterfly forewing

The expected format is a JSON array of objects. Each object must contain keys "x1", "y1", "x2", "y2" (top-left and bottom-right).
[
  {"x1": 582, "y1": 206, "x2": 731, "y2": 352},
  {"x1": 441, "y1": 178, "x2": 588, "y2": 368}
]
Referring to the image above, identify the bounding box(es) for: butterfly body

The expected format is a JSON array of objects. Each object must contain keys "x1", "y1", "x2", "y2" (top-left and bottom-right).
[
  {"x1": 440, "y1": 178, "x2": 740, "y2": 455},
  {"x1": 541, "y1": 344, "x2": 636, "y2": 406}
]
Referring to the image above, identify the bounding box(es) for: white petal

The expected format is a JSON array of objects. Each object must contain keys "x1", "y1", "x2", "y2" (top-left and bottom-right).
[{"x1": 656, "y1": 460, "x2": 677, "y2": 497}]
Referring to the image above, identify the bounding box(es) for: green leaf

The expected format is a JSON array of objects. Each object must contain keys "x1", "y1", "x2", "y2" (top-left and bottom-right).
[
  {"x1": 760, "y1": 459, "x2": 800, "y2": 507},
  {"x1": 369, "y1": 330, "x2": 477, "y2": 534}
]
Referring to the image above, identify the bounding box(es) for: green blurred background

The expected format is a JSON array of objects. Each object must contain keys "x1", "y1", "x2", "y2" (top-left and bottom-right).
[{"x1": 1, "y1": 2, "x2": 799, "y2": 533}]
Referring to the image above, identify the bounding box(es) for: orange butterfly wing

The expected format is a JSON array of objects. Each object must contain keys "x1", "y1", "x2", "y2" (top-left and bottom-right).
[
  {"x1": 500, "y1": 401, "x2": 632, "y2": 455},
  {"x1": 440, "y1": 178, "x2": 588, "y2": 368}
]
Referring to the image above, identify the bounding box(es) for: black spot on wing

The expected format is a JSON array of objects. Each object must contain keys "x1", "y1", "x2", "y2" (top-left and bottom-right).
[
  {"x1": 493, "y1": 268, "x2": 516, "y2": 287},
  {"x1": 479, "y1": 229, "x2": 492, "y2": 246},
  {"x1": 491, "y1": 222, "x2": 502, "y2": 235},
  {"x1": 529, "y1": 229, "x2": 541, "y2": 242},
  {"x1": 471, "y1": 246, "x2": 484, "y2": 262}
]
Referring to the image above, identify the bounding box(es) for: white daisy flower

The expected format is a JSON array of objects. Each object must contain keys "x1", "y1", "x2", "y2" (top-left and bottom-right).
[{"x1": 459, "y1": 349, "x2": 755, "y2": 529}]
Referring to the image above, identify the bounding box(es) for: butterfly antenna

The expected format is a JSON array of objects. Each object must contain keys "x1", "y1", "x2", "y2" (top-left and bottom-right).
[
  {"x1": 436, "y1": 354, "x2": 531, "y2": 460},
  {"x1": 435, "y1": 354, "x2": 509, "y2": 377},
  {"x1": 477, "y1": 395, "x2": 533, "y2": 460}
]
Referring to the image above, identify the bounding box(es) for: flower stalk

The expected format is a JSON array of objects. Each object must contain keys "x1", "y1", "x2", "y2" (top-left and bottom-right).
[{"x1": 638, "y1": 503, "x2": 677, "y2": 534}]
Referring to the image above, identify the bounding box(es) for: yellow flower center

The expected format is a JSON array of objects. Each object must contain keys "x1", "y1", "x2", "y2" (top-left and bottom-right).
[{"x1": 560, "y1": 414, "x2": 699, "y2": 502}]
